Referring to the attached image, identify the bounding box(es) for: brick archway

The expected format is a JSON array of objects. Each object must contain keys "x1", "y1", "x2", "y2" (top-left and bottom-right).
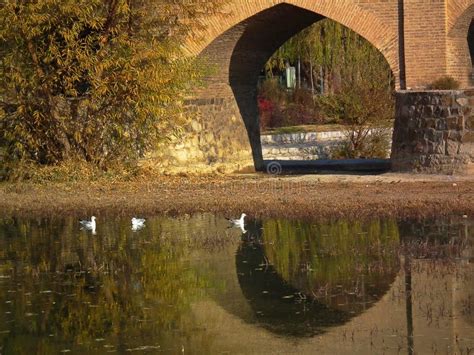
[
  {"x1": 157, "y1": 0, "x2": 474, "y2": 175},
  {"x1": 186, "y1": 1, "x2": 399, "y2": 81},
  {"x1": 189, "y1": 2, "x2": 398, "y2": 170},
  {"x1": 448, "y1": 3, "x2": 474, "y2": 87}
]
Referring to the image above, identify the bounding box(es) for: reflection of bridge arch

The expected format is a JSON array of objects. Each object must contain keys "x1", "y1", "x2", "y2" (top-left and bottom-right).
[
  {"x1": 233, "y1": 240, "x2": 398, "y2": 337},
  {"x1": 199, "y1": 219, "x2": 401, "y2": 338},
  {"x1": 191, "y1": 233, "x2": 406, "y2": 353},
  {"x1": 190, "y1": 218, "x2": 474, "y2": 354}
]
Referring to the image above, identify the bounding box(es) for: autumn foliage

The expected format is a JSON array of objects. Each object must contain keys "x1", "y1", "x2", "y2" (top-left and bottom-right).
[{"x1": 0, "y1": 0, "x2": 225, "y2": 173}]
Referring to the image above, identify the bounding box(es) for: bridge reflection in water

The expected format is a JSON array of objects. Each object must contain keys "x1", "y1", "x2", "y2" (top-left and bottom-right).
[
  {"x1": 0, "y1": 215, "x2": 473, "y2": 354},
  {"x1": 193, "y1": 217, "x2": 474, "y2": 354}
]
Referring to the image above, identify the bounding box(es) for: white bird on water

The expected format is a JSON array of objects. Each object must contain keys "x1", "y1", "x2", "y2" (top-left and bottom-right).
[
  {"x1": 80, "y1": 216, "x2": 97, "y2": 234},
  {"x1": 131, "y1": 217, "x2": 146, "y2": 231},
  {"x1": 228, "y1": 213, "x2": 247, "y2": 234}
]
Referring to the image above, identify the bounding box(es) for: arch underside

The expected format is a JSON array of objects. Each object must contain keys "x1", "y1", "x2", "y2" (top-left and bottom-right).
[
  {"x1": 448, "y1": 3, "x2": 474, "y2": 87},
  {"x1": 196, "y1": 3, "x2": 397, "y2": 170}
]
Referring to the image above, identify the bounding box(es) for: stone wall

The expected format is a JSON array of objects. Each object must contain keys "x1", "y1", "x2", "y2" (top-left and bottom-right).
[
  {"x1": 142, "y1": 97, "x2": 253, "y2": 174},
  {"x1": 262, "y1": 130, "x2": 393, "y2": 160},
  {"x1": 391, "y1": 90, "x2": 474, "y2": 174}
]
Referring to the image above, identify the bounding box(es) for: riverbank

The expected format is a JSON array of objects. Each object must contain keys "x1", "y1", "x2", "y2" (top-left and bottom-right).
[{"x1": 1, "y1": 173, "x2": 473, "y2": 220}]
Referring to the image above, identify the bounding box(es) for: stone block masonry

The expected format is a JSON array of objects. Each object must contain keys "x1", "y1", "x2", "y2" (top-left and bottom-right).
[
  {"x1": 262, "y1": 130, "x2": 393, "y2": 160},
  {"x1": 142, "y1": 97, "x2": 253, "y2": 174},
  {"x1": 391, "y1": 90, "x2": 474, "y2": 174}
]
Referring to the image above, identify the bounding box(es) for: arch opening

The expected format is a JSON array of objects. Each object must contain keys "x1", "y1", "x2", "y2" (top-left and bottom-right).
[
  {"x1": 258, "y1": 19, "x2": 395, "y2": 163},
  {"x1": 228, "y1": 5, "x2": 323, "y2": 170}
]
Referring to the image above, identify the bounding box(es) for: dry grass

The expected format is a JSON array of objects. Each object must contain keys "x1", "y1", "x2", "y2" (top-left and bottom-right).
[{"x1": 1, "y1": 173, "x2": 473, "y2": 221}]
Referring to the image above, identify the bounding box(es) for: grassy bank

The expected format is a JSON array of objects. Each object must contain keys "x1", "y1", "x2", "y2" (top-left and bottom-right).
[{"x1": 1, "y1": 174, "x2": 473, "y2": 221}]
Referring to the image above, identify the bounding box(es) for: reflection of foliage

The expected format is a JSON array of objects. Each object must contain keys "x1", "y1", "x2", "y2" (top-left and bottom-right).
[
  {"x1": 0, "y1": 217, "x2": 213, "y2": 353},
  {"x1": 262, "y1": 219, "x2": 400, "y2": 312}
]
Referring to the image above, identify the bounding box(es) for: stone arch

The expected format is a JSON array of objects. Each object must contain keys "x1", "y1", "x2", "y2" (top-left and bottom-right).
[
  {"x1": 447, "y1": 3, "x2": 474, "y2": 88},
  {"x1": 187, "y1": 1, "x2": 398, "y2": 170}
]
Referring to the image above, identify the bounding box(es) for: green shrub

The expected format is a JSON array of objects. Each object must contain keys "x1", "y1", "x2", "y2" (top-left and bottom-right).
[{"x1": 329, "y1": 129, "x2": 392, "y2": 159}]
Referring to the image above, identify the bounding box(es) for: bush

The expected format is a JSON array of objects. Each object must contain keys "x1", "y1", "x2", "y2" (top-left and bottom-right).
[
  {"x1": 258, "y1": 80, "x2": 323, "y2": 131},
  {"x1": 427, "y1": 76, "x2": 461, "y2": 90},
  {"x1": 329, "y1": 129, "x2": 392, "y2": 159},
  {"x1": 258, "y1": 78, "x2": 287, "y2": 105},
  {"x1": 258, "y1": 97, "x2": 274, "y2": 131}
]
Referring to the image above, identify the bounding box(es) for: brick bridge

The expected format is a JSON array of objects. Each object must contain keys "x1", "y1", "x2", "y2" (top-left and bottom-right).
[{"x1": 155, "y1": 0, "x2": 474, "y2": 174}]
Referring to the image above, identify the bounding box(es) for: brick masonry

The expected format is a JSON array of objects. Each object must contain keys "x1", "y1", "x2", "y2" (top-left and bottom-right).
[
  {"x1": 187, "y1": 0, "x2": 474, "y2": 89},
  {"x1": 391, "y1": 90, "x2": 474, "y2": 174}
]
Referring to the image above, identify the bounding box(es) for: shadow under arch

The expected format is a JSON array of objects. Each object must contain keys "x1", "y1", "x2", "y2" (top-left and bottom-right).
[
  {"x1": 469, "y1": 20, "x2": 474, "y2": 67},
  {"x1": 214, "y1": 219, "x2": 401, "y2": 338}
]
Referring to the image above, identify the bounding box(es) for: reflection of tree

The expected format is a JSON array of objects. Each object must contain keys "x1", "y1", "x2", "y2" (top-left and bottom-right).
[
  {"x1": 0, "y1": 217, "x2": 213, "y2": 353},
  {"x1": 398, "y1": 217, "x2": 474, "y2": 354},
  {"x1": 262, "y1": 219, "x2": 400, "y2": 313}
]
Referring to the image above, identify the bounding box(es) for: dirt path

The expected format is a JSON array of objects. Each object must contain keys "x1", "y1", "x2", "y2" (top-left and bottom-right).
[{"x1": 1, "y1": 173, "x2": 473, "y2": 220}]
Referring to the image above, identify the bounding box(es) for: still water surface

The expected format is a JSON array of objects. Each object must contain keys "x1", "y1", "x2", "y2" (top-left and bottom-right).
[{"x1": 0, "y1": 214, "x2": 473, "y2": 354}]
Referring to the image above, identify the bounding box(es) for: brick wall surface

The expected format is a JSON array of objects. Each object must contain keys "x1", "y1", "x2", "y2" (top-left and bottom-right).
[{"x1": 186, "y1": 0, "x2": 474, "y2": 90}]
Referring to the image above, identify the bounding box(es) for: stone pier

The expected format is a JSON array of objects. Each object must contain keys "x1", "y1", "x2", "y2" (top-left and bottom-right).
[{"x1": 391, "y1": 90, "x2": 474, "y2": 174}]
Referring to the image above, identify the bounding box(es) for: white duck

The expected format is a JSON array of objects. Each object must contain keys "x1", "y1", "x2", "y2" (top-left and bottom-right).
[
  {"x1": 80, "y1": 216, "x2": 97, "y2": 234},
  {"x1": 131, "y1": 217, "x2": 146, "y2": 231},
  {"x1": 228, "y1": 213, "x2": 247, "y2": 234}
]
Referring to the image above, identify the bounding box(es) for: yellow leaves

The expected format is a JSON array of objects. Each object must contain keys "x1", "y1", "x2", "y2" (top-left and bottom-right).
[
  {"x1": 73, "y1": 130, "x2": 82, "y2": 143},
  {"x1": 85, "y1": 126, "x2": 93, "y2": 136}
]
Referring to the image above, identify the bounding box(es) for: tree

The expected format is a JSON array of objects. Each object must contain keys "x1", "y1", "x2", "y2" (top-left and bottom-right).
[
  {"x1": 265, "y1": 19, "x2": 393, "y2": 96},
  {"x1": 316, "y1": 37, "x2": 394, "y2": 158},
  {"x1": 0, "y1": 0, "x2": 225, "y2": 170}
]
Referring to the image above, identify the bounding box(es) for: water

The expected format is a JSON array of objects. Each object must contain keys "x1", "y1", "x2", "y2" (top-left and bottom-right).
[{"x1": 0, "y1": 214, "x2": 473, "y2": 354}]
